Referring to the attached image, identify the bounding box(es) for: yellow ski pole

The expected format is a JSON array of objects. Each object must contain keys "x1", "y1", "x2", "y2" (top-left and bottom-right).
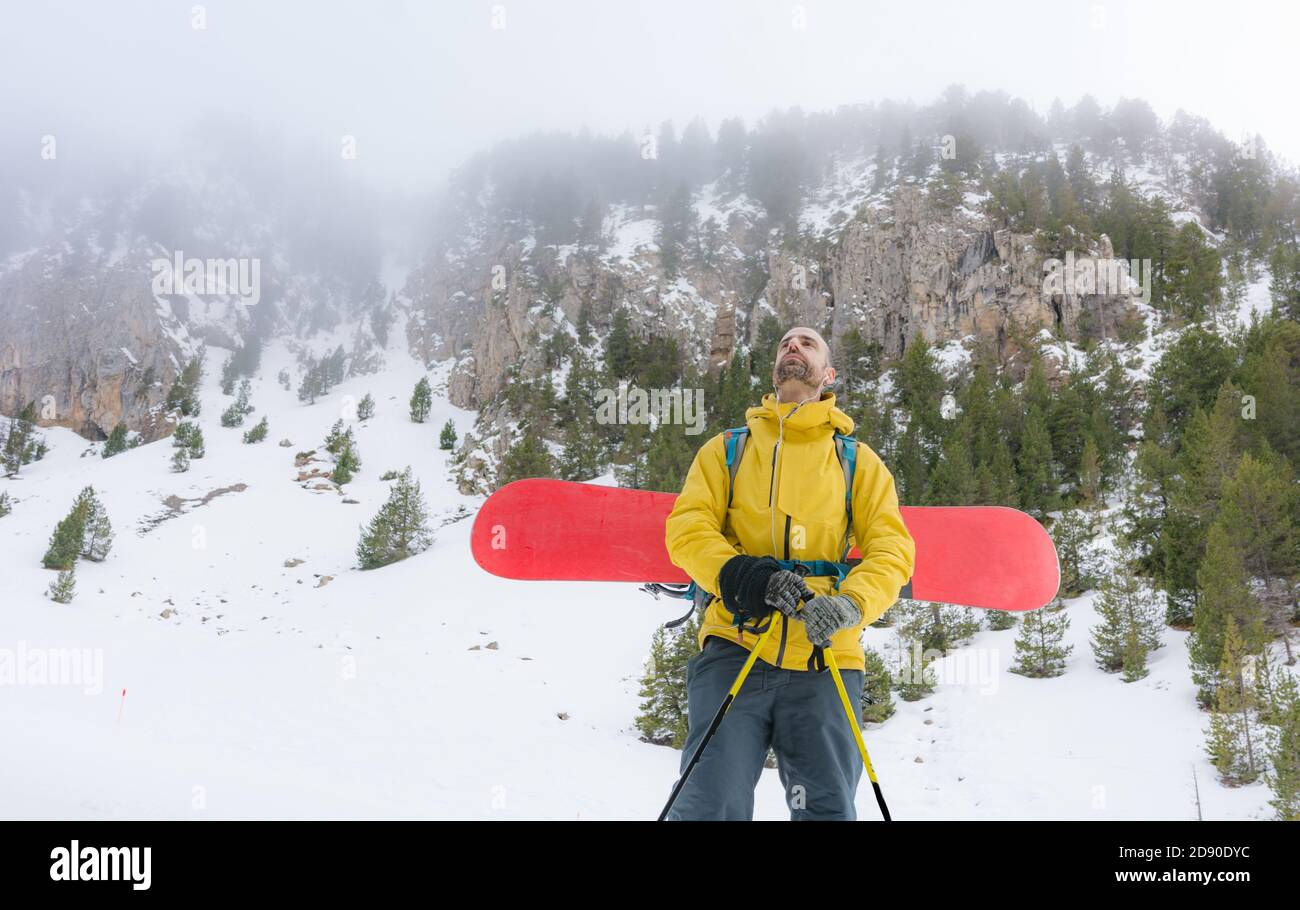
[
  {"x1": 658, "y1": 617, "x2": 780, "y2": 821},
  {"x1": 824, "y1": 645, "x2": 891, "y2": 821}
]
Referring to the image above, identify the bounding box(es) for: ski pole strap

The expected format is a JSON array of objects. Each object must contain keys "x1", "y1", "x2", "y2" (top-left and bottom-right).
[
  {"x1": 807, "y1": 644, "x2": 827, "y2": 673},
  {"x1": 731, "y1": 609, "x2": 774, "y2": 638}
]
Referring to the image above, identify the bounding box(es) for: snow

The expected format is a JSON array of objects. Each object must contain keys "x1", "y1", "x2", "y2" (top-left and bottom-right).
[
  {"x1": 1036, "y1": 329, "x2": 1089, "y2": 375},
  {"x1": 1236, "y1": 272, "x2": 1276, "y2": 329},
  {"x1": 2, "y1": 140, "x2": 1293, "y2": 821},
  {"x1": 2, "y1": 328, "x2": 1282, "y2": 820},
  {"x1": 550, "y1": 243, "x2": 578, "y2": 267},
  {"x1": 659, "y1": 274, "x2": 717, "y2": 328},
  {"x1": 604, "y1": 207, "x2": 658, "y2": 263},
  {"x1": 931, "y1": 337, "x2": 973, "y2": 379}
]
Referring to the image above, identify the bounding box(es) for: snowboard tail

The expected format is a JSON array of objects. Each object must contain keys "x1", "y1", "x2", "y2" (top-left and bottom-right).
[{"x1": 471, "y1": 479, "x2": 1059, "y2": 612}]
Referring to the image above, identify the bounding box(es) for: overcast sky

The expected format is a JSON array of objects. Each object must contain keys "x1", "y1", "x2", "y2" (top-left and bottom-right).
[{"x1": 2, "y1": 0, "x2": 1296, "y2": 193}]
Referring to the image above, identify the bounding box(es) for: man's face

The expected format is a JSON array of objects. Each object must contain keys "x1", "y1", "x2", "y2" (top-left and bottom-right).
[{"x1": 772, "y1": 327, "x2": 834, "y2": 392}]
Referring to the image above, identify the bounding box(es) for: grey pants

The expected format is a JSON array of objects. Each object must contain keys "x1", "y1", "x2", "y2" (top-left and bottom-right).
[{"x1": 664, "y1": 635, "x2": 865, "y2": 821}]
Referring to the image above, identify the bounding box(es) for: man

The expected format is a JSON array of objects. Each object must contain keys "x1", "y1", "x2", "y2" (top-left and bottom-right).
[{"x1": 662, "y1": 326, "x2": 916, "y2": 820}]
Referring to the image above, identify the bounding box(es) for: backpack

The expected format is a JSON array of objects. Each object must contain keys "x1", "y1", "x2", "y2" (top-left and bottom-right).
[{"x1": 644, "y1": 424, "x2": 859, "y2": 629}]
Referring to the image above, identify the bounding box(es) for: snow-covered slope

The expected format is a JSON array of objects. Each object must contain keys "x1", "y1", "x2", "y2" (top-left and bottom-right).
[{"x1": 0, "y1": 333, "x2": 1284, "y2": 820}]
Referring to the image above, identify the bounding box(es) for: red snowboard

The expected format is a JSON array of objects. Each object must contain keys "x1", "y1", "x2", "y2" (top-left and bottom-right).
[{"x1": 471, "y1": 479, "x2": 1059, "y2": 612}]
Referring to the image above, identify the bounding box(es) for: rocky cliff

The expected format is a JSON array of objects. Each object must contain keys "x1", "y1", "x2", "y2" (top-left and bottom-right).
[{"x1": 405, "y1": 162, "x2": 1143, "y2": 418}]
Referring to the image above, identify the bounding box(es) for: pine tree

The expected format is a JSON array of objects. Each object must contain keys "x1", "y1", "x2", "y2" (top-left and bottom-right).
[
  {"x1": 1246, "y1": 642, "x2": 1283, "y2": 727},
  {"x1": 896, "y1": 632, "x2": 936, "y2": 701},
  {"x1": 221, "y1": 401, "x2": 245, "y2": 427},
  {"x1": 1090, "y1": 538, "x2": 1163, "y2": 678},
  {"x1": 18, "y1": 402, "x2": 45, "y2": 466},
  {"x1": 611, "y1": 419, "x2": 650, "y2": 489},
  {"x1": 894, "y1": 422, "x2": 929, "y2": 507},
  {"x1": 895, "y1": 335, "x2": 945, "y2": 440},
  {"x1": 324, "y1": 420, "x2": 349, "y2": 455},
  {"x1": 165, "y1": 355, "x2": 203, "y2": 417},
  {"x1": 297, "y1": 357, "x2": 323, "y2": 404},
  {"x1": 220, "y1": 355, "x2": 237, "y2": 395},
  {"x1": 75, "y1": 486, "x2": 113, "y2": 562},
  {"x1": 1263, "y1": 671, "x2": 1300, "y2": 820},
  {"x1": 635, "y1": 625, "x2": 678, "y2": 745},
  {"x1": 1010, "y1": 598, "x2": 1073, "y2": 677},
  {"x1": 242, "y1": 416, "x2": 269, "y2": 443},
  {"x1": 357, "y1": 393, "x2": 376, "y2": 421},
  {"x1": 1165, "y1": 387, "x2": 1242, "y2": 572},
  {"x1": 0, "y1": 490, "x2": 11, "y2": 517},
  {"x1": 1189, "y1": 523, "x2": 1266, "y2": 709},
  {"x1": 409, "y1": 376, "x2": 432, "y2": 423},
  {"x1": 234, "y1": 379, "x2": 253, "y2": 415},
  {"x1": 560, "y1": 409, "x2": 606, "y2": 481},
  {"x1": 985, "y1": 608, "x2": 1018, "y2": 631},
  {"x1": 927, "y1": 432, "x2": 978, "y2": 505},
  {"x1": 1017, "y1": 404, "x2": 1060, "y2": 519},
  {"x1": 1214, "y1": 447, "x2": 1300, "y2": 665},
  {"x1": 355, "y1": 467, "x2": 433, "y2": 569},
  {"x1": 643, "y1": 423, "x2": 696, "y2": 493},
  {"x1": 861, "y1": 646, "x2": 896, "y2": 723},
  {"x1": 173, "y1": 420, "x2": 197, "y2": 448},
  {"x1": 102, "y1": 423, "x2": 129, "y2": 458},
  {"x1": 47, "y1": 567, "x2": 76, "y2": 604},
  {"x1": 987, "y1": 438, "x2": 1018, "y2": 507},
  {"x1": 1165, "y1": 222, "x2": 1224, "y2": 323},
  {"x1": 439, "y1": 419, "x2": 457, "y2": 451},
  {"x1": 896, "y1": 599, "x2": 980, "y2": 657},
  {"x1": 42, "y1": 496, "x2": 88, "y2": 570},
  {"x1": 1238, "y1": 318, "x2": 1300, "y2": 467},
  {"x1": 1204, "y1": 615, "x2": 1264, "y2": 785},
  {"x1": 1078, "y1": 435, "x2": 1103, "y2": 508},
  {"x1": 635, "y1": 615, "x2": 699, "y2": 748},
  {"x1": 605, "y1": 308, "x2": 635, "y2": 380},
  {"x1": 1052, "y1": 508, "x2": 1101, "y2": 597},
  {"x1": 170, "y1": 447, "x2": 191, "y2": 473},
  {"x1": 332, "y1": 436, "x2": 361, "y2": 485},
  {"x1": 656, "y1": 182, "x2": 696, "y2": 281},
  {"x1": 498, "y1": 423, "x2": 556, "y2": 487}
]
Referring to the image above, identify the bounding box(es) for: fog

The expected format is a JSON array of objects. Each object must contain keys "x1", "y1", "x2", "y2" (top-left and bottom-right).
[{"x1": 1, "y1": 0, "x2": 1296, "y2": 197}]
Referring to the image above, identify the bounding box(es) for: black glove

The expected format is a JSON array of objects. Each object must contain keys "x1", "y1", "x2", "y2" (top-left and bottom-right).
[{"x1": 718, "y1": 555, "x2": 812, "y2": 623}]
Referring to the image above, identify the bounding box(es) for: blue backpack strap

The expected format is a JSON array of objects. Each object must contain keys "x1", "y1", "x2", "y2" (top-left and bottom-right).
[
  {"x1": 723, "y1": 426, "x2": 749, "y2": 509},
  {"x1": 833, "y1": 433, "x2": 857, "y2": 561},
  {"x1": 776, "y1": 558, "x2": 849, "y2": 588},
  {"x1": 643, "y1": 426, "x2": 750, "y2": 627}
]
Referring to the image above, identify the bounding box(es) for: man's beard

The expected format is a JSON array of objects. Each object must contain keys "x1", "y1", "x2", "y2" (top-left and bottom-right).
[{"x1": 774, "y1": 357, "x2": 815, "y2": 386}]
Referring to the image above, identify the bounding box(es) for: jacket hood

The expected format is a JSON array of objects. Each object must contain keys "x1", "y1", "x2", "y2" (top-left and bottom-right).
[{"x1": 745, "y1": 391, "x2": 855, "y2": 441}]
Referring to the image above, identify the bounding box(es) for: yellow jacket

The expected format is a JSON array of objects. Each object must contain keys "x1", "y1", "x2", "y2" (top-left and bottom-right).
[{"x1": 664, "y1": 391, "x2": 916, "y2": 672}]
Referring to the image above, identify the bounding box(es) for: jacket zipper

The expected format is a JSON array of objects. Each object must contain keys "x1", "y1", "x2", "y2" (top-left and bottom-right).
[{"x1": 775, "y1": 514, "x2": 792, "y2": 669}]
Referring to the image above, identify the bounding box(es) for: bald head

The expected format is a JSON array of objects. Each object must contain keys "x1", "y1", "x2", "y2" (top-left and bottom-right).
[{"x1": 772, "y1": 326, "x2": 836, "y2": 403}]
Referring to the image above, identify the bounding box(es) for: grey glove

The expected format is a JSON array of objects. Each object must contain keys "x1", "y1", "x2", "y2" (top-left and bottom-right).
[
  {"x1": 765, "y1": 569, "x2": 814, "y2": 617},
  {"x1": 798, "y1": 594, "x2": 862, "y2": 647}
]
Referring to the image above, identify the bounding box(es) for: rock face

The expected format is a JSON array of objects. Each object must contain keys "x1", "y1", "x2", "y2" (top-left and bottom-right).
[
  {"x1": 407, "y1": 224, "x2": 757, "y2": 411},
  {"x1": 408, "y1": 181, "x2": 1141, "y2": 417},
  {"x1": 762, "y1": 187, "x2": 1135, "y2": 372},
  {"x1": 0, "y1": 247, "x2": 197, "y2": 441}
]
